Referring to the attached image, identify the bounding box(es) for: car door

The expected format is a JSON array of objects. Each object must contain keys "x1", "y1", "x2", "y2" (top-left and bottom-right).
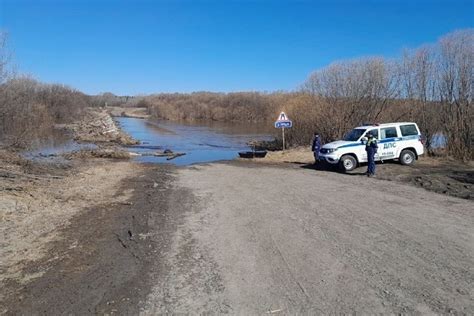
[{"x1": 379, "y1": 126, "x2": 399, "y2": 160}]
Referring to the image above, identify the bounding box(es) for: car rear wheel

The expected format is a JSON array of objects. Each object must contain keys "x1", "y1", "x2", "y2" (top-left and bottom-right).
[
  {"x1": 400, "y1": 149, "x2": 416, "y2": 165},
  {"x1": 339, "y1": 155, "x2": 357, "y2": 172}
]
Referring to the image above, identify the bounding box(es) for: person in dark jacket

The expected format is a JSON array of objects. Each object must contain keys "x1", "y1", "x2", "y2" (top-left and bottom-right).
[
  {"x1": 365, "y1": 133, "x2": 378, "y2": 177},
  {"x1": 311, "y1": 133, "x2": 321, "y2": 164}
]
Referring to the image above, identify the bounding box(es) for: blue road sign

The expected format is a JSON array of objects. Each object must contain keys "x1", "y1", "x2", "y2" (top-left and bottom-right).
[{"x1": 275, "y1": 121, "x2": 292, "y2": 128}]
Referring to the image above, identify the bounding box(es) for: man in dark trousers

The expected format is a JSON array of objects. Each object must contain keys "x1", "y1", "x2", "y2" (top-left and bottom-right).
[
  {"x1": 365, "y1": 133, "x2": 378, "y2": 177},
  {"x1": 311, "y1": 133, "x2": 321, "y2": 165}
]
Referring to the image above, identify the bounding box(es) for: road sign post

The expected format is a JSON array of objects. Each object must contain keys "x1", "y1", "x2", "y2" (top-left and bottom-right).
[
  {"x1": 274, "y1": 112, "x2": 292, "y2": 151},
  {"x1": 282, "y1": 127, "x2": 286, "y2": 151}
]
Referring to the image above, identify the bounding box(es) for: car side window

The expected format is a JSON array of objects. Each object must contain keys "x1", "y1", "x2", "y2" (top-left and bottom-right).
[
  {"x1": 380, "y1": 127, "x2": 398, "y2": 139},
  {"x1": 367, "y1": 129, "x2": 379, "y2": 139},
  {"x1": 400, "y1": 124, "x2": 418, "y2": 136}
]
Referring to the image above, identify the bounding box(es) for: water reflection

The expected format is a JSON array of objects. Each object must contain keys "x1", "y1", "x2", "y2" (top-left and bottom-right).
[
  {"x1": 23, "y1": 129, "x2": 96, "y2": 161},
  {"x1": 116, "y1": 117, "x2": 274, "y2": 165},
  {"x1": 431, "y1": 133, "x2": 447, "y2": 148}
]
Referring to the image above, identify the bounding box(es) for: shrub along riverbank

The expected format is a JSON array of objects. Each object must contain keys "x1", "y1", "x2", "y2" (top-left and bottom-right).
[{"x1": 0, "y1": 78, "x2": 91, "y2": 148}]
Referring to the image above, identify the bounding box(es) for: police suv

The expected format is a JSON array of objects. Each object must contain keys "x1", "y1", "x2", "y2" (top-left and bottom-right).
[{"x1": 319, "y1": 122, "x2": 424, "y2": 172}]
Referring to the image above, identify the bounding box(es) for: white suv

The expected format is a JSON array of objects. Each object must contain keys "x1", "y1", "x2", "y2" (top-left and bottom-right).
[{"x1": 319, "y1": 122, "x2": 424, "y2": 172}]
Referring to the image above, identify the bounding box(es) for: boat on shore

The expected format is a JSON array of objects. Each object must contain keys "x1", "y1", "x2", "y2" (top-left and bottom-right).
[{"x1": 238, "y1": 150, "x2": 267, "y2": 159}]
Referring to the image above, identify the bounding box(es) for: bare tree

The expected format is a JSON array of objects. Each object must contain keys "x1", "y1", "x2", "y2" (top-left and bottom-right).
[
  {"x1": 0, "y1": 30, "x2": 15, "y2": 84},
  {"x1": 398, "y1": 46, "x2": 440, "y2": 151},
  {"x1": 437, "y1": 29, "x2": 473, "y2": 159},
  {"x1": 301, "y1": 57, "x2": 400, "y2": 140}
]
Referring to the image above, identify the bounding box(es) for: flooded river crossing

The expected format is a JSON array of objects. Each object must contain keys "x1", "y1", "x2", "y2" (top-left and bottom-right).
[
  {"x1": 116, "y1": 117, "x2": 274, "y2": 165},
  {"x1": 23, "y1": 116, "x2": 274, "y2": 165}
]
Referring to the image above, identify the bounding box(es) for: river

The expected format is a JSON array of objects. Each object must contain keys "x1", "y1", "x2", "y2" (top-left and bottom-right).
[{"x1": 116, "y1": 117, "x2": 275, "y2": 165}]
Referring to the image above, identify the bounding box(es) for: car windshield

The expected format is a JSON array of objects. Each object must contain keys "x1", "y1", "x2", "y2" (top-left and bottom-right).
[{"x1": 343, "y1": 129, "x2": 366, "y2": 141}]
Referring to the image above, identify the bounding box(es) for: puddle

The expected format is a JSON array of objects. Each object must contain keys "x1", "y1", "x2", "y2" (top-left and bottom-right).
[{"x1": 23, "y1": 130, "x2": 97, "y2": 162}]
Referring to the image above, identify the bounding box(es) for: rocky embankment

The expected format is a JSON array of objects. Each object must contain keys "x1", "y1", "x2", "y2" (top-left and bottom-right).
[
  {"x1": 65, "y1": 109, "x2": 138, "y2": 145},
  {"x1": 56, "y1": 109, "x2": 139, "y2": 159}
]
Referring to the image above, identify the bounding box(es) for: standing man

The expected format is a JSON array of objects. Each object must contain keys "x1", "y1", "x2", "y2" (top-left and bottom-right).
[
  {"x1": 365, "y1": 133, "x2": 378, "y2": 177},
  {"x1": 311, "y1": 132, "x2": 321, "y2": 165}
]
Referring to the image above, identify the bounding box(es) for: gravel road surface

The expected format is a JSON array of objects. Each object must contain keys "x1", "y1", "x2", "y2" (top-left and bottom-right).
[{"x1": 143, "y1": 162, "x2": 473, "y2": 314}]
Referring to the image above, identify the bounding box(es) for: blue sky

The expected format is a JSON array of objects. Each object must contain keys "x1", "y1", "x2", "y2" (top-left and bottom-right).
[{"x1": 0, "y1": 0, "x2": 472, "y2": 95}]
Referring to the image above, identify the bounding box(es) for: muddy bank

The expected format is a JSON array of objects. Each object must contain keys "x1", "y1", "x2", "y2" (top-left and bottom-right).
[
  {"x1": 0, "y1": 147, "x2": 189, "y2": 314},
  {"x1": 250, "y1": 147, "x2": 473, "y2": 200},
  {"x1": 372, "y1": 159, "x2": 473, "y2": 199},
  {"x1": 1, "y1": 162, "x2": 178, "y2": 315},
  {"x1": 0, "y1": 144, "x2": 182, "y2": 314},
  {"x1": 0, "y1": 154, "x2": 135, "y2": 302}
]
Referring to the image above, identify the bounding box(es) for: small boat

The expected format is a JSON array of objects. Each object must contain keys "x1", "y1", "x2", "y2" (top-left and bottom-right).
[{"x1": 238, "y1": 150, "x2": 267, "y2": 159}]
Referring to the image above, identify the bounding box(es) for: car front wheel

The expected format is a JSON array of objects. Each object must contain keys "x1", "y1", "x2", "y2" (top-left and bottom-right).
[
  {"x1": 339, "y1": 155, "x2": 357, "y2": 172},
  {"x1": 400, "y1": 149, "x2": 416, "y2": 165}
]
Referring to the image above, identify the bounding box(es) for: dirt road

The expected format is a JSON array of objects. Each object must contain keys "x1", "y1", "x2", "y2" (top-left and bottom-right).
[
  {"x1": 2, "y1": 161, "x2": 473, "y2": 314},
  {"x1": 142, "y1": 162, "x2": 473, "y2": 314}
]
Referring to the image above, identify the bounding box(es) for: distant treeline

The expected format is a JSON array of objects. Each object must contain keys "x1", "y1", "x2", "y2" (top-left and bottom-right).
[
  {"x1": 140, "y1": 29, "x2": 473, "y2": 160},
  {"x1": 0, "y1": 29, "x2": 472, "y2": 159},
  {"x1": 141, "y1": 92, "x2": 289, "y2": 122}
]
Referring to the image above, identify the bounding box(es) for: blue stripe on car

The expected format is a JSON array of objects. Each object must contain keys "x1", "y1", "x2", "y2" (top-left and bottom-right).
[
  {"x1": 338, "y1": 143, "x2": 364, "y2": 149},
  {"x1": 333, "y1": 135, "x2": 419, "y2": 150}
]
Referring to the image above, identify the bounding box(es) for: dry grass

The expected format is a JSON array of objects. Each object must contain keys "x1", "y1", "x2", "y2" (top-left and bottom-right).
[
  {"x1": 248, "y1": 146, "x2": 314, "y2": 164},
  {"x1": 108, "y1": 106, "x2": 150, "y2": 119}
]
